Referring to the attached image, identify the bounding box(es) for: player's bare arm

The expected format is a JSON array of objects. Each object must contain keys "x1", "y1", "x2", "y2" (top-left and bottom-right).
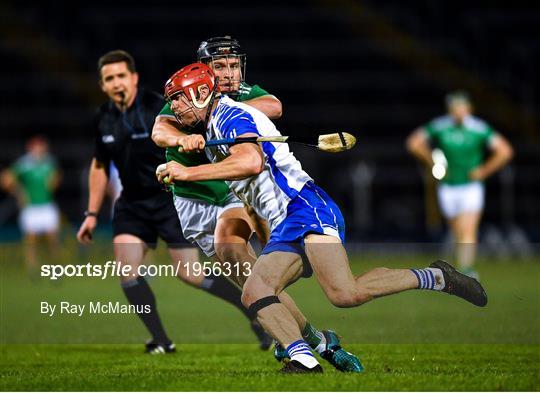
[
  {"x1": 406, "y1": 127, "x2": 434, "y2": 167},
  {"x1": 154, "y1": 96, "x2": 281, "y2": 147},
  {"x1": 76, "y1": 158, "x2": 109, "y2": 244},
  {"x1": 157, "y1": 134, "x2": 263, "y2": 183},
  {"x1": 244, "y1": 95, "x2": 282, "y2": 119},
  {"x1": 151, "y1": 115, "x2": 198, "y2": 149},
  {"x1": 0, "y1": 169, "x2": 26, "y2": 207},
  {"x1": 48, "y1": 170, "x2": 62, "y2": 192},
  {"x1": 469, "y1": 134, "x2": 514, "y2": 181},
  {"x1": 0, "y1": 169, "x2": 17, "y2": 194}
]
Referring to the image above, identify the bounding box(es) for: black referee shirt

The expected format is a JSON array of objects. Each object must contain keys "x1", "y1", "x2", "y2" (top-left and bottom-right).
[{"x1": 94, "y1": 88, "x2": 166, "y2": 200}]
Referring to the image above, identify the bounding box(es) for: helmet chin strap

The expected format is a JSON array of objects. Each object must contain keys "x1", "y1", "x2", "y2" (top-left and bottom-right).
[{"x1": 202, "y1": 77, "x2": 220, "y2": 127}]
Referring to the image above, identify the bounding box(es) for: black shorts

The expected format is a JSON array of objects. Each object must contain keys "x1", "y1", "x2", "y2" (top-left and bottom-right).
[{"x1": 112, "y1": 192, "x2": 192, "y2": 249}]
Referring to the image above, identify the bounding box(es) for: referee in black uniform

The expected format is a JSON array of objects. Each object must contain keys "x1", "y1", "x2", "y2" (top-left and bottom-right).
[{"x1": 77, "y1": 50, "x2": 269, "y2": 353}]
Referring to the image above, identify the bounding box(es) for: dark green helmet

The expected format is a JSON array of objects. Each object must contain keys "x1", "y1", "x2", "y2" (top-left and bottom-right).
[{"x1": 197, "y1": 36, "x2": 245, "y2": 60}]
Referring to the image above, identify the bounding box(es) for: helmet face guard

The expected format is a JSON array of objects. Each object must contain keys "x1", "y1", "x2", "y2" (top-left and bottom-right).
[
  {"x1": 168, "y1": 93, "x2": 203, "y2": 130},
  {"x1": 197, "y1": 36, "x2": 246, "y2": 98},
  {"x1": 164, "y1": 63, "x2": 218, "y2": 130},
  {"x1": 200, "y1": 54, "x2": 245, "y2": 98}
]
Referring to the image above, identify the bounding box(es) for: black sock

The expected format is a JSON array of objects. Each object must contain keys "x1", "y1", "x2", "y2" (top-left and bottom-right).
[
  {"x1": 122, "y1": 276, "x2": 170, "y2": 343},
  {"x1": 201, "y1": 274, "x2": 256, "y2": 320}
]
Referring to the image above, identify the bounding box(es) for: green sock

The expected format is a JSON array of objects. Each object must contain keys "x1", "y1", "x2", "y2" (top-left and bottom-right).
[{"x1": 302, "y1": 322, "x2": 325, "y2": 350}]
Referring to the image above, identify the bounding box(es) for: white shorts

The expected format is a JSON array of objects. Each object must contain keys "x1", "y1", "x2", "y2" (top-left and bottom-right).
[
  {"x1": 19, "y1": 203, "x2": 60, "y2": 235},
  {"x1": 437, "y1": 182, "x2": 484, "y2": 219},
  {"x1": 173, "y1": 193, "x2": 245, "y2": 257}
]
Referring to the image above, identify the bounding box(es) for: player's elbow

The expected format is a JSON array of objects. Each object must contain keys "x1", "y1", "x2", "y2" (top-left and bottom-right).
[
  {"x1": 151, "y1": 124, "x2": 165, "y2": 147},
  {"x1": 504, "y1": 143, "x2": 514, "y2": 162},
  {"x1": 151, "y1": 123, "x2": 161, "y2": 145},
  {"x1": 151, "y1": 130, "x2": 160, "y2": 145},
  {"x1": 0, "y1": 170, "x2": 14, "y2": 192},
  {"x1": 255, "y1": 97, "x2": 282, "y2": 119},
  {"x1": 151, "y1": 116, "x2": 174, "y2": 147},
  {"x1": 243, "y1": 156, "x2": 264, "y2": 177},
  {"x1": 230, "y1": 143, "x2": 264, "y2": 177},
  {"x1": 269, "y1": 101, "x2": 283, "y2": 119},
  {"x1": 405, "y1": 133, "x2": 420, "y2": 154},
  {"x1": 494, "y1": 140, "x2": 514, "y2": 165},
  {"x1": 151, "y1": 130, "x2": 170, "y2": 149}
]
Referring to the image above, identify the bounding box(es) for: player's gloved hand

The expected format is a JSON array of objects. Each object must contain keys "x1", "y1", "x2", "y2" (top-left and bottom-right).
[
  {"x1": 156, "y1": 161, "x2": 189, "y2": 184},
  {"x1": 177, "y1": 135, "x2": 205, "y2": 153}
]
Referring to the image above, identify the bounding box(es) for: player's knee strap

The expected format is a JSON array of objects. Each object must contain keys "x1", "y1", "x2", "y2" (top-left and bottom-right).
[{"x1": 248, "y1": 296, "x2": 280, "y2": 315}]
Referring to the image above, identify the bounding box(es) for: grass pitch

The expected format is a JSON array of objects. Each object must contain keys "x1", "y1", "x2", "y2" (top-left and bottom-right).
[
  {"x1": 1, "y1": 241, "x2": 539, "y2": 391},
  {"x1": 2, "y1": 344, "x2": 537, "y2": 391}
]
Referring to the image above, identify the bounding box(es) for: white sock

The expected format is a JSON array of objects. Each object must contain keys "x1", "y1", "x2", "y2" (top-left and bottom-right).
[
  {"x1": 287, "y1": 340, "x2": 320, "y2": 369},
  {"x1": 411, "y1": 268, "x2": 445, "y2": 290}
]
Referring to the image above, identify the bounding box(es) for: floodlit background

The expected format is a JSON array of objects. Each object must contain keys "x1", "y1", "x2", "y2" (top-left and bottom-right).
[
  {"x1": 1, "y1": 0, "x2": 538, "y2": 339},
  {"x1": 1, "y1": 0, "x2": 538, "y2": 247},
  {"x1": 0, "y1": 2, "x2": 539, "y2": 391}
]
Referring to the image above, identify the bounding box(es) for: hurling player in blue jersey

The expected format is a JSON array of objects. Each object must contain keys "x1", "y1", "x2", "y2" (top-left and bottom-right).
[{"x1": 157, "y1": 63, "x2": 488, "y2": 373}]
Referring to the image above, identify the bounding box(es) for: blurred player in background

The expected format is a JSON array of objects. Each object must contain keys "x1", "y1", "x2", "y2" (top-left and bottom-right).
[
  {"x1": 0, "y1": 136, "x2": 61, "y2": 275},
  {"x1": 153, "y1": 40, "x2": 363, "y2": 371},
  {"x1": 406, "y1": 91, "x2": 513, "y2": 279}
]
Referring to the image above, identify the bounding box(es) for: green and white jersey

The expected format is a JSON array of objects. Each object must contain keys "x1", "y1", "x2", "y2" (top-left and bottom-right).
[
  {"x1": 237, "y1": 83, "x2": 273, "y2": 102},
  {"x1": 424, "y1": 115, "x2": 495, "y2": 185},
  {"x1": 158, "y1": 82, "x2": 272, "y2": 205},
  {"x1": 11, "y1": 153, "x2": 58, "y2": 205}
]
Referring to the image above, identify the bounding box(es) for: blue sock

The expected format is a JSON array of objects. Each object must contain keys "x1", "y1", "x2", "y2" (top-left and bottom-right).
[
  {"x1": 411, "y1": 268, "x2": 445, "y2": 290},
  {"x1": 286, "y1": 339, "x2": 319, "y2": 368}
]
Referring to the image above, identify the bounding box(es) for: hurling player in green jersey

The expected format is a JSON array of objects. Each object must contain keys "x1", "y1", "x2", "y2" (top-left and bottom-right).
[
  {"x1": 407, "y1": 91, "x2": 513, "y2": 279},
  {"x1": 156, "y1": 37, "x2": 280, "y2": 246},
  {"x1": 1, "y1": 136, "x2": 61, "y2": 274},
  {"x1": 153, "y1": 36, "x2": 282, "y2": 264},
  {"x1": 153, "y1": 36, "x2": 281, "y2": 350},
  {"x1": 153, "y1": 37, "x2": 362, "y2": 371}
]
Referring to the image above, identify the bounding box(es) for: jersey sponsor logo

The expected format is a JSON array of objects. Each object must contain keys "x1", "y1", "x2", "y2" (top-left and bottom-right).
[{"x1": 102, "y1": 135, "x2": 115, "y2": 143}]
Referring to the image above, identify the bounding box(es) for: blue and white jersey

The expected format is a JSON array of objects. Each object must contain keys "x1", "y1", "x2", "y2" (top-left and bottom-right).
[{"x1": 205, "y1": 96, "x2": 313, "y2": 231}]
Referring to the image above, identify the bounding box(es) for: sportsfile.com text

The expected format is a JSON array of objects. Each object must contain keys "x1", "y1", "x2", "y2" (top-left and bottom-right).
[{"x1": 40, "y1": 261, "x2": 252, "y2": 280}]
